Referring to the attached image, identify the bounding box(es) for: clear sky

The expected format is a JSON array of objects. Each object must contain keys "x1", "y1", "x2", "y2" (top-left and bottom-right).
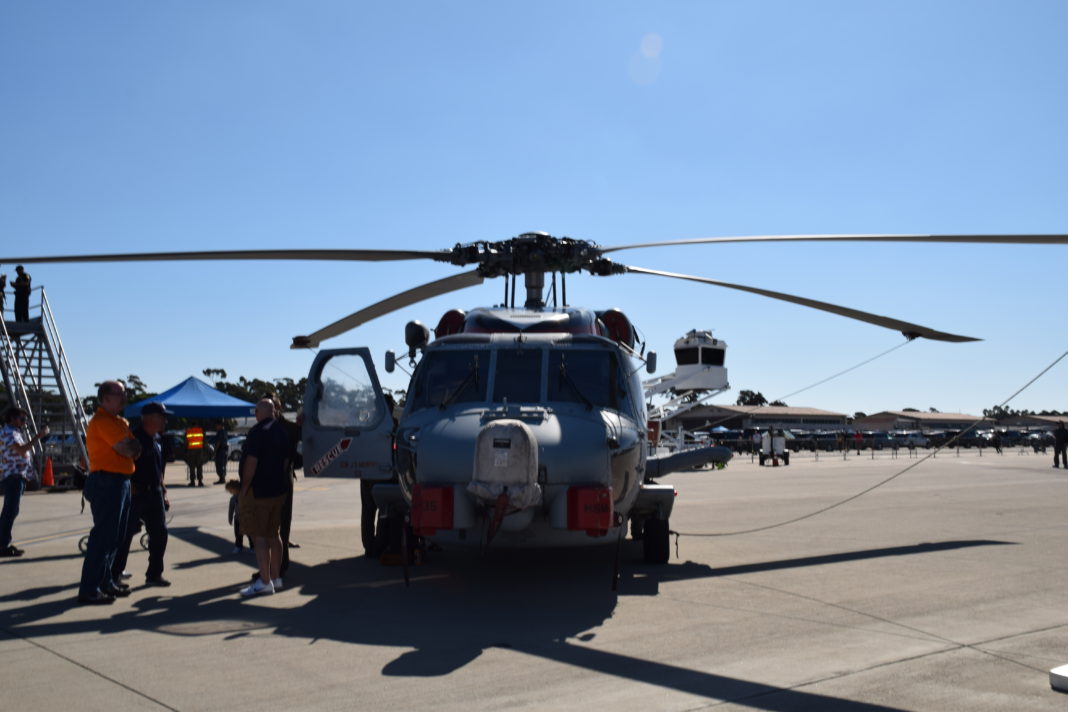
[{"x1": 2, "y1": 1, "x2": 1066, "y2": 418}]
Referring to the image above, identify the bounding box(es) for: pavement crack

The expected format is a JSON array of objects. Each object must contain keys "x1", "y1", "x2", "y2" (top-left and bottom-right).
[{"x1": 2, "y1": 627, "x2": 180, "y2": 711}]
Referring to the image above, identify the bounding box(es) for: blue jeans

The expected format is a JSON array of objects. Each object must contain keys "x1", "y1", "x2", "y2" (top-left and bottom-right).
[
  {"x1": 0, "y1": 476, "x2": 25, "y2": 549},
  {"x1": 78, "y1": 472, "x2": 131, "y2": 597}
]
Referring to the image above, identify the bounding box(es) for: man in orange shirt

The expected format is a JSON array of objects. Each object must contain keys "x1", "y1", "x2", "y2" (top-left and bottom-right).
[{"x1": 77, "y1": 380, "x2": 142, "y2": 605}]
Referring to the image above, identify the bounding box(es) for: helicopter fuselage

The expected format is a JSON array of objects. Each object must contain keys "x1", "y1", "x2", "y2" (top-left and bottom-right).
[
  {"x1": 302, "y1": 305, "x2": 680, "y2": 553},
  {"x1": 395, "y1": 329, "x2": 647, "y2": 547}
]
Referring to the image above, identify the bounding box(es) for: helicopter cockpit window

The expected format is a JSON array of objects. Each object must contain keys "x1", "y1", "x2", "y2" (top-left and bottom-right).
[
  {"x1": 548, "y1": 350, "x2": 630, "y2": 412},
  {"x1": 409, "y1": 350, "x2": 488, "y2": 412},
  {"x1": 491, "y1": 348, "x2": 542, "y2": 403},
  {"x1": 316, "y1": 355, "x2": 382, "y2": 428}
]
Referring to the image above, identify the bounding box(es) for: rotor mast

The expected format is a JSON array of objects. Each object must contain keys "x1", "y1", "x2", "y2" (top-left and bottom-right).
[{"x1": 523, "y1": 270, "x2": 545, "y2": 308}]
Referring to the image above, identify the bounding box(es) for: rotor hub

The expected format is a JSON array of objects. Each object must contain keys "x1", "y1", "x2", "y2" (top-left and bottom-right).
[{"x1": 441, "y1": 232, "x2": 623, "y2": 278}]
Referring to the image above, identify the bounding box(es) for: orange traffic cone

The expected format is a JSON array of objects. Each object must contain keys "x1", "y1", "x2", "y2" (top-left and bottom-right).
[{"x1": 42, "y1": 457, "x2": 54, "y2": 488}]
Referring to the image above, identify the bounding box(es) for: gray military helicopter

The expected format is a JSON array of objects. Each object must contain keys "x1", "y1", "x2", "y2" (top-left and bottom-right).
[{"x1": 5, "y1": 233, "x2": 1066, "y2": 571}]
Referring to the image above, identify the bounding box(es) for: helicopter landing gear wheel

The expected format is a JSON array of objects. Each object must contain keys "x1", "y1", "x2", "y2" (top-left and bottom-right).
[{"x1": 643, "y1": 517, "x2": 670, "y2": 564}]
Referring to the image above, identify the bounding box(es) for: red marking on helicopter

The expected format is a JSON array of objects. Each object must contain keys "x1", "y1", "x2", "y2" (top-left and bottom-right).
[
  {"x1": 411, "y1": 484, "x2": 454, "y2": 536},
  {"x1": 309, "y1": 437, "x2": 352, "y2": 476},
  {"x1": 567, "y1": 486, "x2": 613, "y2": 537}
]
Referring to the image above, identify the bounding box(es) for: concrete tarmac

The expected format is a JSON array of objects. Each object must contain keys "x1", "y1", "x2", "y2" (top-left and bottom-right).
[{"x1": 1, "y1": 448, "x2": 1066, "y2": 711}]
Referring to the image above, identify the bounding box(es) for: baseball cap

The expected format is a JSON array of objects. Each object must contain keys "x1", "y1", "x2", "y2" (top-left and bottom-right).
[{"x1": 141, "y1": 402, "x2": 172, "y2": 416}]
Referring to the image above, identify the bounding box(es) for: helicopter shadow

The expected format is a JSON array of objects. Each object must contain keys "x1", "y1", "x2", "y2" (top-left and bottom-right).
[
  {"x1": 617, "y1": 538, "x2": 1017, "y2": 596},
  {"x1": 1, "y1": 531, "x2": 1001, "y2": 711}
]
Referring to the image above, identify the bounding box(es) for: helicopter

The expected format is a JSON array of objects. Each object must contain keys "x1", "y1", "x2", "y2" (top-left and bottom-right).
[{"x1": 4, "y1": 233, "x2": 1067, "y2": 569}]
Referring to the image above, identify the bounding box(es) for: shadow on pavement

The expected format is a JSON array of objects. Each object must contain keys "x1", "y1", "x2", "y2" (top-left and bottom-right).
[{"x1": 0, "y1": 531, "x2": 1007, "y2": 711}]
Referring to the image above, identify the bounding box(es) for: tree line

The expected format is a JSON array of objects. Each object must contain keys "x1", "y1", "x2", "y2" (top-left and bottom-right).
[{"x1": 78, "y1": 370, "x2": 308, "y2": 427}]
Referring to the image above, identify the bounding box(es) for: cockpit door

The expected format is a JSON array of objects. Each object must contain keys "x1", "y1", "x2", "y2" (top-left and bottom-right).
[{"x1": 303, "y1": 348, "x2": 394, "y2": 480}]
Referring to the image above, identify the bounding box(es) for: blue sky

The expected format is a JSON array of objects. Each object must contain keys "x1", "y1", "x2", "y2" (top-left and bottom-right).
[{"x1": 2, "y1": 1, "x2": 1066, "y2": 417}]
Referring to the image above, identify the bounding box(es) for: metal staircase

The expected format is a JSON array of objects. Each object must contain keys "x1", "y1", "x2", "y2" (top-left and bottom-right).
[{"x1": 0, "y1": 287, "x2": 89, "y2": 481}]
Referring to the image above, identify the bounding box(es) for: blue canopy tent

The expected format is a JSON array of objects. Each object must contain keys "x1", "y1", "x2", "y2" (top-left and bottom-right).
[{"x1": 124, "y1": 376, "x2": 256, "y2": 418}]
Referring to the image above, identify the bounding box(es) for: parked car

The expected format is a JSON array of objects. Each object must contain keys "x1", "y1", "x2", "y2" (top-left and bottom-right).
[
  {"x1": 891, "y1": 431, "x2": 929, "y2": 448},
  {"x1": 1028, "y1": 432, "x2": 1053, "y2": 452},
  {"x1": 43, "y1": 432, "x2": 78, "y2": 461},
  {"x1": 162, "y1": 431, "x2": 185, "y2": 462},
  {"x1": 227, "y1": 435, "x2": 246, "y2": 461}
]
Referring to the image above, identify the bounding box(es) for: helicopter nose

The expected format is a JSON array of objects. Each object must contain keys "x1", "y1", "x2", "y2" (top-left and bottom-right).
[{"x1": 467, "y1": 419, "x2": 542, "y2": 510}]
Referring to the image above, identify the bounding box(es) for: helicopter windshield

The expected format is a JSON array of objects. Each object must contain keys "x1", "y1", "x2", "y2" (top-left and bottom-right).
[
  {"x1": 409, "y1": 350, "x2": 488, "y2": 412},
  {"x1": 547, "y1": 350, "x2": 630, "y2": 412},
  {"x1": 409, "y1": 345, "x2": 633, "y2": 413},
  {"x1": 492, "y1": 348, "x2": 542, "y2": 403}
]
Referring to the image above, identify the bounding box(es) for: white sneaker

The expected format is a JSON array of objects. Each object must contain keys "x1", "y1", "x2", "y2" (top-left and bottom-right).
[
  {"x1": 120, "y1": 571, "x2": 132, "y2": 580},
  {"x1": 240, "y1": 578, "x2": 275, "y2": 597},
  {"x1": 272, "y1": 577, "x2": 283, "y2": 590}
]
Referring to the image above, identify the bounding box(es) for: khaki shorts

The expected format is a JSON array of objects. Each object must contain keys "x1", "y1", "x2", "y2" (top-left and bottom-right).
[{"x1": 239, "y1": 493, "x2": 286, "y2": 538}]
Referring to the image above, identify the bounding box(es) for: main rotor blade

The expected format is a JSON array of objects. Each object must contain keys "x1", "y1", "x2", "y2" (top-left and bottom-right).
[
  {"x1": 603, "y1": 234, "x2": 1068, "y2": 253},
  {"x1": 291, "y1": 269, "x2": 484, "y2": 349},
  {"x1": 0, "y1": 248, "x2": 450, "y2": 264},
  {"x1": 624, "y1": 265, "x2": 979, "y2": 342}
]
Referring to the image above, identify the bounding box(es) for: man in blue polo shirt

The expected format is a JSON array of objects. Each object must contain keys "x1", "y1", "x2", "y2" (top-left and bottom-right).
[{"x1": 112, "y1": 402, "x2": 172, "y2": 587}]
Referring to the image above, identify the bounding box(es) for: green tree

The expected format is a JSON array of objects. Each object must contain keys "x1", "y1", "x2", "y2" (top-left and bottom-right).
[
  {"x1": 83, "y1": 374, "x2": 154, "y2": 414},
  {"x1": 735, "y1": 390, "x2": 768, "y2": 406},
  {"x1": 211, "y1": 374, "x2": 307, "y2": 412},
  {"x1": 982, "y1": 405, "x2": 1020, "y2": 422},
  {"x1": 202, "y1": 368, "x2": 228, "y2": 386}
]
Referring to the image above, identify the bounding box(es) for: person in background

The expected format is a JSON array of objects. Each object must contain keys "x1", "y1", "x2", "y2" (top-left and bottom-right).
[
  {"x1": 238, "y1": 399, "x2": 290, "y2": 597},
  {"x1": 1054, "y1": 422, "x2": 1068, "y2": 469},
  {"x1": 78, "y1": 380, "x2": 141, "y2": 605},
  {"x1": 184, "y1": 424, "x2": 205, "y2": 486},
  {"x1": 0, "y1": 407, "x2": 49, "y2": 557},
  {"x1": 0, "y1": 270, "x2": 6, "y2": 318},
  {"x1": 213, "y1": 422, "x2": 230, "y2": 484},
  {"x1": 225, "y1": 479, "x2": 253, "y2": 553},
  {"x1": 362, "y1": 393, "x2": 397, "y2": 557},
  {"x1": 264, "y1": 392, "x2": 301, "y2": 578},
  {"x1": 112, "y1": 402, "x2": 172, "y2": 588},
  {"x1": 12, "y1": 265, "x2": 30, "y2": 322}
]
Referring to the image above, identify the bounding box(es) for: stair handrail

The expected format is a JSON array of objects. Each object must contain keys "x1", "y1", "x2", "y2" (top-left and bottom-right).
[
  {"x1": 39, "y1": 288, "x2": 90, "y2": 468},
  {"x1": 0, "y1": 309, "x2": 43, "y2": 461}
]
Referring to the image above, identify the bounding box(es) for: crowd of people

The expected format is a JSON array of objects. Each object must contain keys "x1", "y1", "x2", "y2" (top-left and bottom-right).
[
  {"x1": 0, "y1": 361, "x2": 331, "y2": 606},
  {"x1": 63, "y1": 381, "x2": 302, "y2": 604}
]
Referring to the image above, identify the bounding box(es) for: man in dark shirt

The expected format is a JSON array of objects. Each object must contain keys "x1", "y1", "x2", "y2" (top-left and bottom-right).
[
  {"x1": 112, "y1": 402, "x2": 172, "y2": 587},
  {"x1": 212, "y1": 423, "x2": 229, "y2": 484},
  {"x1": 239, "y1": 398, "x2": 290, "y2": 597},
  {"x1": 1054, "y1": 421, "x2": 1068, "y2": 469},
  {"x1": 12, "y1": 265, "x2": 30, "y2": 322}
]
